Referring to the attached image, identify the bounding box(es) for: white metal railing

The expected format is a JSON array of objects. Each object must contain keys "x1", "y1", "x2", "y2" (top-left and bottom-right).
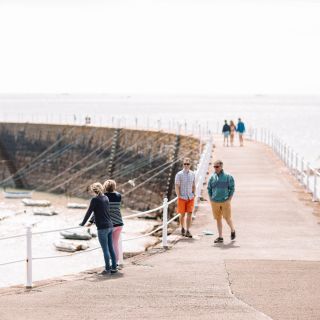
[
  {"x1": 194, "y1": 136, "x2": 213, "y2": 212},
  {"x1": 249, "y1": 128, "x2": 320, "y2": 202},
  {"x1": 0, "y1": 136, "x2": 213, "y2": 288}
]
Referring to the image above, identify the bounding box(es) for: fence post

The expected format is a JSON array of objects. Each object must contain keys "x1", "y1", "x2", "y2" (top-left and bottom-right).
[
  {"x1": 306, "y1": 162, "x2": 310, "y2": 192},
  {"x1": 313, "y1": 173, "x2": 318, "y2": 202},
  {"x1": 118, "y1": 233, "x2": 124, "y2": 266},
  {"x1": 295, "y1": 153, "x2": 299, "y2": 178},
  {"x1": 300, "y1": 157, "x2": 304, "y2": 184},
  {"x1": 162, "y1": 198, "x2": 168, "y2": 249},
  {"x1": 26, "y1": 226, "x2": 32, "y2": 289}
]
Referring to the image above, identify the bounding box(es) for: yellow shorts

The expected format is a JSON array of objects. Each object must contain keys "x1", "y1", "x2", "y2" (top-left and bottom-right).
[{"x1": 211, "y1": 200, "x2": 231, "y2": 220}]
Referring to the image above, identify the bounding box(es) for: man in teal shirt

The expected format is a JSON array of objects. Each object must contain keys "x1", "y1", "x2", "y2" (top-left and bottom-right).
[{"x1": 207, "y1": 160, "x2": 236, "y2": 243}]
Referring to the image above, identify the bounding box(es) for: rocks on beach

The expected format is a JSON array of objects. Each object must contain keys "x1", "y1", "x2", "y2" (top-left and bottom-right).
[
  {"x1": 22, "y1": 198, "x2": 51, "y2": 207},
  {"x1": 60, "y1": 229, "x2": 92, "y2": 240},
  {"x1": 33, "y1": 209, "x2": 59, "y2": 216},
  {"x1": 54, "y1": 240, "x2": 89, "y2": 253},
  {"x1": 67, "y1": 203, "x2": 87, "y2": 209}
]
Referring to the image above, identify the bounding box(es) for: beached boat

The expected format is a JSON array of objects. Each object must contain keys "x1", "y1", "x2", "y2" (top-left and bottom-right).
[
  {"x1": 22, "y1": 198, "x2": 51, "y2": 207},
  {"x1": 33, "y1": 209, "x2": 59, "y2": 216},
  {"x1": 67, "y1": 203, "x2": 87, "y2": 209},
  {"x1": 60, "y1": 230, "x2": 92, "y2": 240},
  {"x1": 4, "y1": 191, "x2": 33, "y2": 199},
  {"x1": 54, "y1": 240, "x2": 89, "y2": 252}
]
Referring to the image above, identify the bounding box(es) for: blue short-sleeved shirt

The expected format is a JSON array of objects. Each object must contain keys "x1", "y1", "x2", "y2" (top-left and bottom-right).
[{"x1": 175, "y1": 169, "x2": 195, "y2": 200}]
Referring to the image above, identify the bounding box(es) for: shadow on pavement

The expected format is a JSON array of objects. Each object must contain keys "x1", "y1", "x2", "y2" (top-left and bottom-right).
[
  {"x1": 90, "y1": 272, "x2": 125, "y2": 282},
  {"x1": 212, "y1": 242, "x2": 240, "y2": 249}
]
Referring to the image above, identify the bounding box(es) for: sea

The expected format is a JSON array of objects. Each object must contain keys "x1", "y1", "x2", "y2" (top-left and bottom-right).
[{"x1": 0, "y1": 94, "x2": 319, "y2": 166}]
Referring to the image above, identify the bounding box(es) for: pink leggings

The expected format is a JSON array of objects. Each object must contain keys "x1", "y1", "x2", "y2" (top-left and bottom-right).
[{"x1": 112, "y1": 226, "x2": 123, "y2": 263}]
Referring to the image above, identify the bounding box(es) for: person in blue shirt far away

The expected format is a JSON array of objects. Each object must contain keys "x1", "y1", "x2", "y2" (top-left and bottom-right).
[{"x1": 236, "y1": 118, "x2": 246, "y2": 147}]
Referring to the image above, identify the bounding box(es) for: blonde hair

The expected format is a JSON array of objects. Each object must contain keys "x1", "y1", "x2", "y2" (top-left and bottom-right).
[
  {"x1": 103, "y1": 179, "x2": 116, "y2": 193},
  {"x1": 90, "y1": 182, "x2": 104, "y2": 195}
]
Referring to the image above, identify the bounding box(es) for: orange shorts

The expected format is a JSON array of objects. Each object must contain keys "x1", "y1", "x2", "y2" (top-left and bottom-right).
[{"x1": 177, "y1": 198, "x2": 194, "y2": 214}]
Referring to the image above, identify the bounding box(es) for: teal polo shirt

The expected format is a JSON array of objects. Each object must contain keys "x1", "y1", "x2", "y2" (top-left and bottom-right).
[{"x1": 207, "y1": 170, "x2": 235, "y2": 202}]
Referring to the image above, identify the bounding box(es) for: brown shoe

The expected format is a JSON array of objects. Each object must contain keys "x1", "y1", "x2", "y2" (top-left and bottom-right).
[{"x1": 181, "y1": 228, "x2": 186, "y2": 236}]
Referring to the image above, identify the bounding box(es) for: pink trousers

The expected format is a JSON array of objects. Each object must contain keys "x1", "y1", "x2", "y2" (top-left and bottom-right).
[{"x1": 112, "y1": 226, "x2": 123, "y2": 263}]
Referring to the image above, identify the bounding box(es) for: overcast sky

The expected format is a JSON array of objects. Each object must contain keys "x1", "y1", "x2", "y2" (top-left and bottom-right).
[{"x1": 0, "y1": 0, "x2": 319, "y2": 95}]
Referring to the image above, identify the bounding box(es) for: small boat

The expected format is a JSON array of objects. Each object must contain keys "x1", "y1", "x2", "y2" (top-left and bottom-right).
[
  {"x1": 60, "y1": 230, "x2": 92, "y2": 240},
  {"x1": 54, "y1": 240, "x2": 89, "y2": 252},
  {"x1": 4, "y1": 191, "x2": 33, "y2": 199},
  {"x1": 67, "y1": 203, "x2": 87, "y2": 209},
  {"x1": 33, "y1": 209, "x2": 59, "y2": 216},
  {"x1": 22, "y1": 199, "x2": 51, "y2": 207}
]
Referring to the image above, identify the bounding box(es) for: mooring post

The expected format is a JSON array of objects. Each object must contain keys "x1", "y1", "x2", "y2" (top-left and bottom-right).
[{"x1": 26, "y1": 226, "x2": 32, "y2": 289}]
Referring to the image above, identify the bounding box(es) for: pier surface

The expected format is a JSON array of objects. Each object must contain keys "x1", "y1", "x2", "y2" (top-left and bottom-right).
[{"x1": 0, "y1": 136, "x2": 320, "y2": 320}]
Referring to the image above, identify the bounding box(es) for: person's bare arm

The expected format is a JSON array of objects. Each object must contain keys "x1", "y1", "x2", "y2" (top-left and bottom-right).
[
  {"x1": 174, "y1": 173, "x2": 181, "y2": 198},
  {"x1": 192, "y1": 180, "x2": 196, "y2": 194},
  {"x1": 175, "y1": 184, "x2": 181, "y2": 198}
]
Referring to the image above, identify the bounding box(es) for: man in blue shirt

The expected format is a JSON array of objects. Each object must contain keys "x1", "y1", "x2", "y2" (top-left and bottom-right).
[
  {"x1": 207, "y1": 160, "x2": 236, "y2": 243},
  {"x1": 222, "y1": 120, "x2": 231, "y2": 147},
  {"x1": 236, "y1": 118, "x2": 246, "y2": 147}
]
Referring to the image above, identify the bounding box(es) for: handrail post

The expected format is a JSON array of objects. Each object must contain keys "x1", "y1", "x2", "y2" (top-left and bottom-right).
[
  {"x1": 26, "y1": 226, "x2": 32, "y2": 289},
  {"x1": 162, "y1": 198, "x2": 168, "y2": 249},
  {"x1": 313, "y1": 173, "x2": 318, "y2": 202}
]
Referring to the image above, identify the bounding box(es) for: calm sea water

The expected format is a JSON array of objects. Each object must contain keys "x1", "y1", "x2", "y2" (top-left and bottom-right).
[{"x1": 0, "y1": 94, "x2": 319, "y2": 166}]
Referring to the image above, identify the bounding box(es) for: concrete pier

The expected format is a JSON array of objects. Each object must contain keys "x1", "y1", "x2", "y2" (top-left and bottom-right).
[{"x1": 0, "y1": 136, "x2": 319, "y2": 320}]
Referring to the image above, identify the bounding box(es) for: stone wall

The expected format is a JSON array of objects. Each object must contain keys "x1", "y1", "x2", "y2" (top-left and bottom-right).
[{"x1": 0, "y1": 123, "x2": 200, "y2": 211}]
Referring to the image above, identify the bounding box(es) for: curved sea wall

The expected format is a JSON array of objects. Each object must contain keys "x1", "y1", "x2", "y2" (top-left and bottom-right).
[{"x1": 0, "y1": 123, "x2": 200, "y2": 211}]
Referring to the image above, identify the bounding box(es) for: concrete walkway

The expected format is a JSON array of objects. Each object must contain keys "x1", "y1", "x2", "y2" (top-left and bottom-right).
[{"x1": 0, "y1": 137, "x2": 320, "y2": 320}]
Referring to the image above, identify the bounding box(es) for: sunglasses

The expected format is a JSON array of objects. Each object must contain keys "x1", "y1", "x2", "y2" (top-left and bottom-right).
[
  {"x1": 214, "y1": 165, "x2": 221, "y2": 168},
  {"x1": 184, "y1": 163, "x2": 190, "y2": 165}
]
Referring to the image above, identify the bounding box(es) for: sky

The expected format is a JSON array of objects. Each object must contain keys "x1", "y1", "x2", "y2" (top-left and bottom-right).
[{"x1": 0, "y1": 0, "x2": 319, "y2": 95}]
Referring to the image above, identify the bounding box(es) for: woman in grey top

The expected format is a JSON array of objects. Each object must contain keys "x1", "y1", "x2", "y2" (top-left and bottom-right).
[{"x1": 103, "y1": 179, "x2": 124, "y2": 265}]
